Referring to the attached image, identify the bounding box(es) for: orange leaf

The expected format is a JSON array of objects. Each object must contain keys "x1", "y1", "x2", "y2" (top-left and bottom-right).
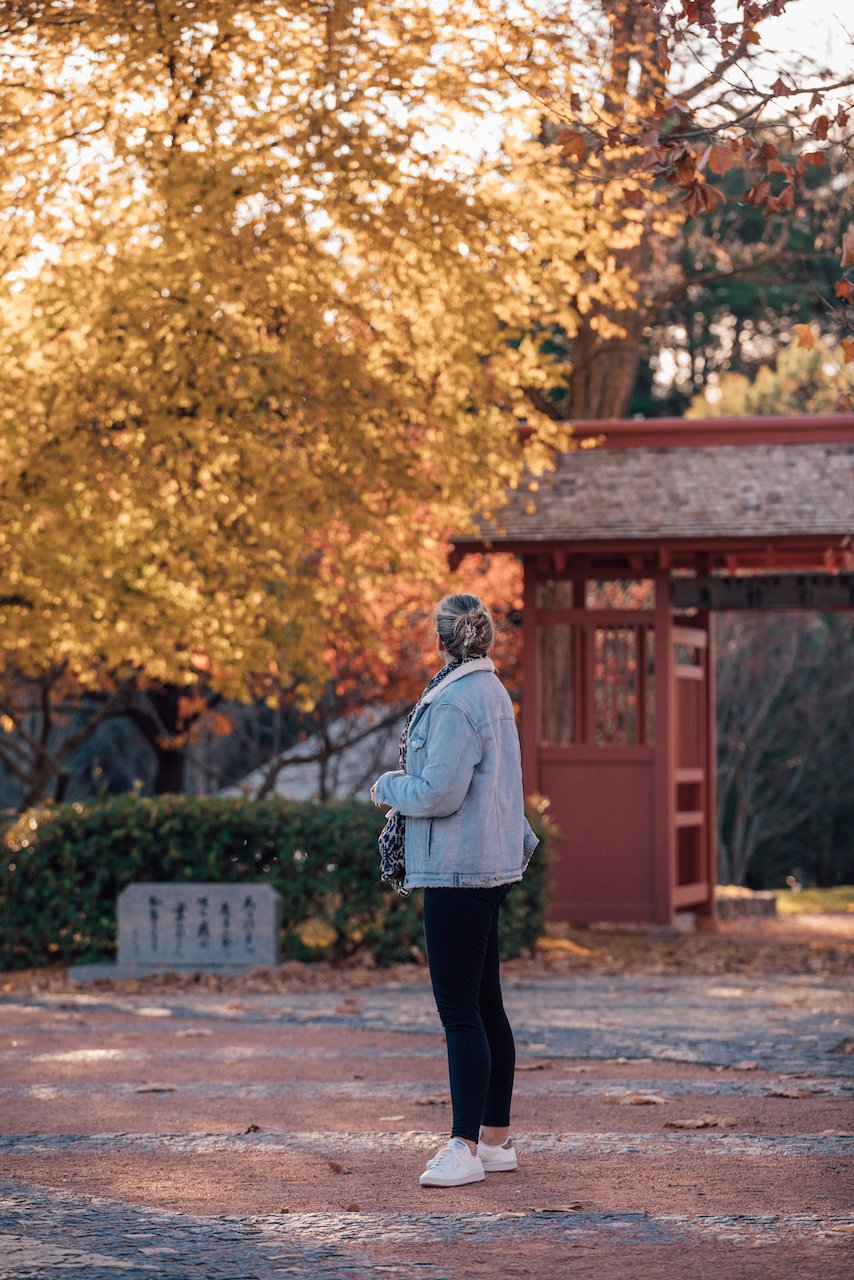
[
  {"x1": 793, "y1": 324, "x2": 816, "y2": 350},
  {"x1": 764, "y1": 186, "x2": 795, "y2": 216},
  {"x1": 841, "y1": 337, "x2": 854, "y2": 365},
  {"x1": 841, "y1": 225, "x2": 854, "y2": 269},
  {"x1": 834, "y1": 280, "x2": 853, "y2": 302},
  {"x1": 803, "y1": 151, "x2": 827, "y2": 167},
  {"x1": 683, "y1": 180, "x2": 725, "y2": 216},
  {"x1": 744, "y1": 181, "x2": 771, "y2": 207},
  {"x1": 557, "y1": 129, "x2": 589, "y2": 161},
  {"x1": 210, "y1": 712, "x2": 233, "y2": 737},
  {"x1": 707, "y1": 143, "x2": 737, "y2": 176}
]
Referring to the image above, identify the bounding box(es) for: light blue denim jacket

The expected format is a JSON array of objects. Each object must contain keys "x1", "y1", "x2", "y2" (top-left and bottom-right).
[{"x1": 372, "y1": 658, "x2": 539, "y2": 888}]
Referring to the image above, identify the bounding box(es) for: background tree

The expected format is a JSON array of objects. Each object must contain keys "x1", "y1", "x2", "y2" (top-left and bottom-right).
[
  {"x1": 636, "y1": 150, "x2": 852, "y2": 415},
  {"x1": 686, "y1": 333, "x2": 854, "y2": 415},
  {"x1": 715, "y1": 612, "x2": 854, "y2": 887},
  {"x1": 687, "y1": 346, "x2": 854, "y2": 888},
  {"x1": 528, "y1": 0, "x2": 853, "y2": 418}
]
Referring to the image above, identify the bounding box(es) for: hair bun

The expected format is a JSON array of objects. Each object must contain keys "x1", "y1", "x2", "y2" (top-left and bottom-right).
[{"x1": 434, "y1": 594, "x2": 494, "y2": 660}]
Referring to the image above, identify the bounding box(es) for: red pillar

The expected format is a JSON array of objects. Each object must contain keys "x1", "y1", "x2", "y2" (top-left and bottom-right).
[
  {"x1": 697, "y1": 610, "x2": 719, "y2": 928},
  {"x1": 653, "y1": 566, "x2": 676, "y2": 924},
  {"x1": 521, "y1": 556, "x2": 539, "y2": 797}
]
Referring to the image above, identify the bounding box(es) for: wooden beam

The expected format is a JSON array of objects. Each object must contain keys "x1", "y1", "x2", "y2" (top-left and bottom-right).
[{"x1": 672, "y1": 573, "x2": 854, "y2": 611}]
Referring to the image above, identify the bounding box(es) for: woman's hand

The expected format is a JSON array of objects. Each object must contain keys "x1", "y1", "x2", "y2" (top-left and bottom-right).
[{"x1": 371, "y1": 770, "x2": 404, "y2": 807}]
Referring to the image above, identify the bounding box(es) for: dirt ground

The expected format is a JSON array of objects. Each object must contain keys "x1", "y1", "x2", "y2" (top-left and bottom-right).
[{"x1": 1, "y1": 914, "x2": 852, "y2": 1280}]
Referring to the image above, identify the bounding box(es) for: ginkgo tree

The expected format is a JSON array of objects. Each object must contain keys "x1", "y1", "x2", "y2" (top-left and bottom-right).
[{"x1": 0, "y1": 0, "x2": 626, "y2": 801}]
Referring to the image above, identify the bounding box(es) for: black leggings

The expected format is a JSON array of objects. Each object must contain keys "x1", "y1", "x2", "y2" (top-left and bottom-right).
[{"x1": 422, "y1": 884, "x2": 516, "y2": 1144}]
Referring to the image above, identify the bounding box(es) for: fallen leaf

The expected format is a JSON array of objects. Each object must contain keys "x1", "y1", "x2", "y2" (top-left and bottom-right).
[
  {"x1": 610, "y1": 1091, "x2": 668, "y2": 1106},
  {"x1": 733, "y1": 1060, "x2": 758, "y2": 1071},
  {"x1": 345, "y1": 1203, "x2": 361, "y2": 1212},
  {"x1": 327, "y1": 1160, "x2": 350, "y2": 1175},
  {"x1": 664, "y1": 1114, "x2": 737, "y2": 1129},
  {"x1": 134, "y1": 1083, "x2": 176, "y2": 1093},
  {"x1": 767, "y1": 1088, "x2": 817, "y2": 1098},
  {"x1": 378, "y1": 1115, "x2": 406, "y2": 1122},
  {"x1": 243, "y1": 1124, "x2": 261, "y2": 1134},
  {"x1": 175, "y1": 1028, "x2": 213, "y2": 1037},
  {"x1": 532, "y1": 1204, "x2": 585, "y2": 1213},
  {"x1": 832, "y1": 1224, "x2": 854, "y2": 1233},
  {"x1": 516, "y1": 1059, "x2": 552, "y2": 1072},
  {"x1": 415, "y1": 1094, "x2": 451, "y2": 1106}
]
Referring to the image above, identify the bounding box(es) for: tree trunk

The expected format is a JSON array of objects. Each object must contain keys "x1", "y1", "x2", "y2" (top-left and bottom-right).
[
  {"x1": 568, "y1": 317, "x2": 647, "y2": 419},
  {"x1": 560, "y1": 2, "x2": 663, "y2": 421},
  {"x1": 130, "y1": 686, "x2": 188, "y2": 795},
  {"x1": 151, "y1": 743, "x2": 186, "y2": 794}
]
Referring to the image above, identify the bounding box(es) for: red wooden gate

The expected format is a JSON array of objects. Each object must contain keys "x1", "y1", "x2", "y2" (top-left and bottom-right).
[{"x1": 522, "y1": 568, "x2": 716, "y2": 925}]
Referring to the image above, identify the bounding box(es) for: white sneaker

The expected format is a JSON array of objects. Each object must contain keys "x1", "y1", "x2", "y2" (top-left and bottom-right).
[
  {"x1": 477, "y1": 1136, "x2": 518, "y2": 1172},
  {"x1": 419, "y1": 1138, "x2": 485, "y2": 1187}
]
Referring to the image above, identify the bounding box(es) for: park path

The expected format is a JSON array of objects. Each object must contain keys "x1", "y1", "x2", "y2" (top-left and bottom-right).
[{"x1": 0, "y1": 965, "x2": 852, "y2": 1278}]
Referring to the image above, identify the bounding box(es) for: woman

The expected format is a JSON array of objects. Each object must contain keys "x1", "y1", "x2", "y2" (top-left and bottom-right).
[{"x1": 371, "y1": 593, "x2": 538, "y2": 1188}]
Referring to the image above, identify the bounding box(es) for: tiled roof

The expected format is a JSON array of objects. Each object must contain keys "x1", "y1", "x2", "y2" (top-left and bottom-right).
[{"x1": 467, "y1": 442, "x2": 854, "y2": 544}]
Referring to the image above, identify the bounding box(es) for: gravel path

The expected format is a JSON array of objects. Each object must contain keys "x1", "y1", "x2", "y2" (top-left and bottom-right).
[{"x1": 1, "y1": 949, "x2": 852, "y2": 1278}]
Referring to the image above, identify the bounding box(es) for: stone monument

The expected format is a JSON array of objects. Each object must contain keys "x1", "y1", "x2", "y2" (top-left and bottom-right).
[{"x1": 113, "y1": 882, "x2": 283, "y2": 971}]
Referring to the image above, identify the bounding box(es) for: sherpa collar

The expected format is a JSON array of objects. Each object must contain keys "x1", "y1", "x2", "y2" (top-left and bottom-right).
[{"x1": 417, "y1": 657, "x2": 496, "y2": 708}]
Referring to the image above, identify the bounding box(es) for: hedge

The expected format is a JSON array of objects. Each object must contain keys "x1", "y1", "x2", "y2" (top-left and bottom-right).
[{"x1": 0, "y1": 794, "x2": 556, "y2": 971}]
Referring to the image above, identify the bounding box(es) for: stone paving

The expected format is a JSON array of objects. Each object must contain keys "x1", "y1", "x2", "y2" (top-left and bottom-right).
[{"x1": 0, "y1": 973, "x2": 852, "y2": 1278}]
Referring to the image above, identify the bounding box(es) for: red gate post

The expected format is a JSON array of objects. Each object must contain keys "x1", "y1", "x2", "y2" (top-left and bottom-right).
[{"x1": 654, "y1": 561, "x2": 676, "y2": 924}]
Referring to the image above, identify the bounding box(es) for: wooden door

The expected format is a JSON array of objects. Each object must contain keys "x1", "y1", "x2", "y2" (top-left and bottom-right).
[{"x1": 671, "y1": 622, "x2": 716, "y2": 915}]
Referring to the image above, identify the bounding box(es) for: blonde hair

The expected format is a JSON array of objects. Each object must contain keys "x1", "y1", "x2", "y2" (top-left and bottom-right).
[{"x1": 434, "y1": 593, "x2": 494, "y2": 660}]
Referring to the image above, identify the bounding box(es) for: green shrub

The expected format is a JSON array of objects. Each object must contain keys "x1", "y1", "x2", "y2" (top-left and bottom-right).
[{"x1": 0, "y1": 794, "x2": 555, "y2": 970}]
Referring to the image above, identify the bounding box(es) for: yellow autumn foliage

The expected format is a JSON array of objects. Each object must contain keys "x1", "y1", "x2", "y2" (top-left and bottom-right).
[{"x1": 0, "y1": 1, "x2": 644, "y2": 697}]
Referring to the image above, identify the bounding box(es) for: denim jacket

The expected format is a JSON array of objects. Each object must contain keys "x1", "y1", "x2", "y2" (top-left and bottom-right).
[{"x1": 372, "y1": 658, "x2": 539, "y2": 888}]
